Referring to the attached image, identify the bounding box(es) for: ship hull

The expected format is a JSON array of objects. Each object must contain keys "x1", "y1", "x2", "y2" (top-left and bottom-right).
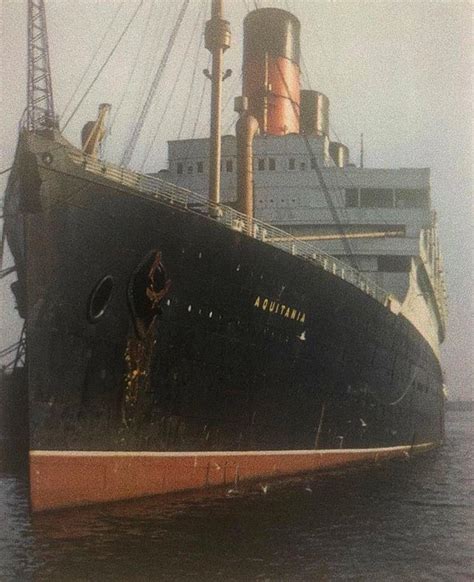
[
  {"x1": 5, "y1": 133, "x2": 445, "y2": 511},
  {"x1": 31, "y1": 443, "x2": 436, "y2": 511}
]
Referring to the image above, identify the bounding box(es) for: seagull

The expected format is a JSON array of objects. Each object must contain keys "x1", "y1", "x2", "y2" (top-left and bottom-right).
[
  {"x1": 260, "y1": 484, "x2": 269, "y2": 494},
  {"x1": 304, "y1": 485, "x2": 313, "y2": 494}
]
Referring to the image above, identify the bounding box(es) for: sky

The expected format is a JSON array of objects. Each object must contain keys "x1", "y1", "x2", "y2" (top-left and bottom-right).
[{"x1": 0, "y1": 0, "x2": 472, "y2": 398}]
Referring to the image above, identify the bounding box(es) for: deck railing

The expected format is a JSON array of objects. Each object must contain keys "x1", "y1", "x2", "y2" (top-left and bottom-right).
[{"x1": 68, "y1": 151, "x2": 393, "y2": 308}]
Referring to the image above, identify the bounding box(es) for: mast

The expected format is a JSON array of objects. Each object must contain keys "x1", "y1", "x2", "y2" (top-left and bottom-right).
[
  {"x1": 205, "y1": 0, "x2": 231, "y2": 215},
  {"x1": 27, "y1": 0, "x2": 56, "y2": 131}
]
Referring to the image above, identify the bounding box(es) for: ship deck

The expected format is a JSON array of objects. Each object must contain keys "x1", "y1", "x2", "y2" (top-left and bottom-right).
[{"x1": 68, "y1": 149, "x2": 398, "y2": 314}]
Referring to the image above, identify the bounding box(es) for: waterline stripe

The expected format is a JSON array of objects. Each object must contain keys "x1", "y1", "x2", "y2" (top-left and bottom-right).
[{"x1": 30, "y1": 443, "x2": 436, "y2": 458}]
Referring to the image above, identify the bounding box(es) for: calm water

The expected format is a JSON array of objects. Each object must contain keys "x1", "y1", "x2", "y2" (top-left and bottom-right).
[{"x1": 1, "y1": 412, "x2": 472, "y2": 581}]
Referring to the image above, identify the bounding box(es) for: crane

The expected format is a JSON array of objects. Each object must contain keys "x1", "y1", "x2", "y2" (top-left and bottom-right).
[{"x1": 26, "y1": 0, "x2": 56, "y2": 131}]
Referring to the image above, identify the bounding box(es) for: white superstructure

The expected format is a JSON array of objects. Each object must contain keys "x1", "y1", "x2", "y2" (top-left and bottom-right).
[{"x1": 155, "y1": 131, "x2": 446, "y2": 354}]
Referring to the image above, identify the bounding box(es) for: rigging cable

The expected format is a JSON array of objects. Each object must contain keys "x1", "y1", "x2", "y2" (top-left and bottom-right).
[
  {"x1": 0, "y1": 266, "x2": 16, "y2": 279},
  {"x1": 0, "y1": 341, "x2": 21, "y2": 359},
  {"x1": 221, "y1": 70, "x2": 243, "y2": 134},
  {"x1": 287, "y1": 0, "x2": 391, "y2": 229},
  {"x1": 191, "y1": 54, "x2": 211, "y2": 138},
  {"x1": 242, "y1": 0, "x2": 356, "y2": 242},
  {"x1": 0, "y1": 197, "x2": 7, "y2": 272},
  {"x1": 222, "y1": 114, "x2": 238, "y2": 136},
  {"x1": 111, "y1": 0, "x2": 171, "y2": 134},
  {"x1": 60, "y1": 1, "x2": 125, "y2": 122},
  {"x1": 283, "y1": 0, "x2": 390, "y2": 237},
  {"x1": 0, "y1": 225, "x2": 5, "y2": 273},
  {"x1": 176, "y1": 2, "x2": 208, "y2": 140},
  {"x1": 273, "y1": 59, "x2": 358, "y2": 267},
  {"x1": 302, "y1": 136, "x2": 357, "y2": 266},
  {"x1": 108, "y1": 0, "x2": 156, "y2": 132},
  {"x1": 297, "y1": 43, "x2": 354, "y2": 225},
  {"x1": 122, "y1": 1, "x2": 174, "y2": 162},
  {"x1": 171, "y1": 52, "x2": 212, "y2": 189},
  {"x1": 140, "y1": 1, "x2": 206, "y2": 171},
  {"x1": 121, "y1": 0, "x2": 191, "y2": 168},
  {"x1": 5, "y1": 322, "x2": 26, "y2": 370},
  {"x1": 61, "y1": 0, "x2": 144, "y2": 132}
]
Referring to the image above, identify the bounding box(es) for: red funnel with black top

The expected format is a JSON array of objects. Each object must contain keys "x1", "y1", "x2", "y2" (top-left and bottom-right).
[{"x1": 243, "y1": 8, "x2": 301, "y2": 135}]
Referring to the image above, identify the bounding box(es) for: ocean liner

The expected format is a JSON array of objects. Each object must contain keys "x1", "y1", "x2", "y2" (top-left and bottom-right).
[{"x1": 3, "y1": 1, "x2": 447, "y2": 511}]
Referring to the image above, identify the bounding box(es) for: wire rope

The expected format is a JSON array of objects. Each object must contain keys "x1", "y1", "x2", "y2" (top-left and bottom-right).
[
  {"x1": 61, "y1": 1, "x2": 144, "y2": 132},
  {"x1": 60, "y1": 1, "x2": 125, "y2": 122},
  {"x1": 191, "y1": 54, "x2": 211, "y2": 138},
  {"x1": 119, "y1": 0, "x2": 173, "y2": 148},
  {"x1": 0, "y1": 341, "x2": 21, "y2": 358},
  {"x1": 140, "y1": 2, "x2": 206, "y2": 171},
  {"x1": 284, "y1": 0, "x2": 391, "y2": 231},
  {"x1": 222, "y1": 113, "x2": 238, "y2": 136},
  {"x1": 270, "y1": 57, "x2": 358, "y2": 266},
  {"x1": 0, "y1": 266, "x2": 16, "y2": 279},
  {"x1": 108, "y1": 0, "x2": 156, "y2": 134},
  {"x1": 176, "y1": 1, "x2": 208, "y2": 140},
  {"x1": 121, "y1": 0, "x2": 191, "y2": 168}
]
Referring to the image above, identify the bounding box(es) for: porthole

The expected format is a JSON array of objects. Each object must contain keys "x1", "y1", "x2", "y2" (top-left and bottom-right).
[{"x1": 88, "y1": 275, "x2": 114, "y2": 322}]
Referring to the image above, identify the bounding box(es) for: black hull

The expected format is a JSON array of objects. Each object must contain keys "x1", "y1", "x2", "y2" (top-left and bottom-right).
[{"x1": 4, "y1": 133, "x2": 445, "y2": 457}]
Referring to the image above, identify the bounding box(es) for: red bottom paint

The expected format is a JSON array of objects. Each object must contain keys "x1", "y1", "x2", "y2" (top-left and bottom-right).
[{"x1": 30, "y1": 443, "x2": 437, "y2": 511}]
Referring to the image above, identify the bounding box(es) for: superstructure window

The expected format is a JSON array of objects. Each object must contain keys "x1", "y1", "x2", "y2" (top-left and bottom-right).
[
  {"x1": 269, "y1": 158, "x2": 276, "y2": 171},
  {"x1": 300, "y1": 162, "x2": 306, "y2": 171},
  {"x1": 395, "y1": 189, "x2": 428, "y2": 209},
  {"x1": 197, "y1": 161, "x2": 204, "y2": 174},
  {"x1": 360, "y1": 188, "x2": 394, "y2": 208},
  {"x1": 226, "y1": 159, "x2": 233, "y2": 172},
  {"x1": 345, "y1": 189, "x2": 358, "y2": 207},
  {"x1": 187, "y1": 165, "x2": 193, "y2": 175},
  {"x1": 378, "y1": 255, "x2": 411, "y2": 272},
  {"x1": 289, "y1": 158, "x2": 295, "y2": 170},
  {"x1": 177, "y1": 162, "x2": 183, "y2": 175},
  {"x1": 258, "y1": 158, "x2": 265, "y2": 171}
]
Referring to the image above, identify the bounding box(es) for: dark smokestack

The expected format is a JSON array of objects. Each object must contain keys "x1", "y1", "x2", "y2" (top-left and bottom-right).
[
  {"x1": 242, "y1": 8, "x2": 301, "y2": 136},
  {"x1": 300, "y1": 90, "x2": 329, "y2": 137},
  {"x1": 329, "y1": 142, "x2": 349, "y2": 168}
]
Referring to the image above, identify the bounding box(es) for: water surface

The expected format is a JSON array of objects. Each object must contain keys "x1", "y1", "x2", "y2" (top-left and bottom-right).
[{"x1": 1, "y1": 412, "x2": 472, "y2": 581}]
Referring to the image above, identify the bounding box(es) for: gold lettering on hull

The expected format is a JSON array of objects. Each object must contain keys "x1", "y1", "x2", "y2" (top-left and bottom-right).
[{"x1": 253, "y1": 296, "x2": 306, "y2": 324}]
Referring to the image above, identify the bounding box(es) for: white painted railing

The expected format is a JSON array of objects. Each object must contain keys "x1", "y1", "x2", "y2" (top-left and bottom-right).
[{"x1": 68, "y1": 151, "x2": 394, "y2": 308}]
